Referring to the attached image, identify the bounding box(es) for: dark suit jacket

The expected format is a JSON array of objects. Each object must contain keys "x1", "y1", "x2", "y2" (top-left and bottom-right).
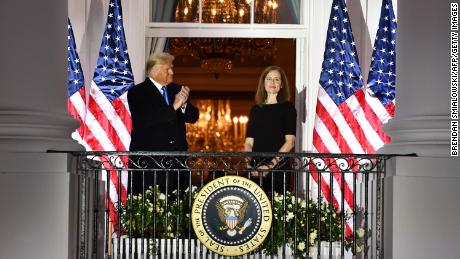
[{"x1": 127, "y1": 78, "x2": 199, "y2": 151}]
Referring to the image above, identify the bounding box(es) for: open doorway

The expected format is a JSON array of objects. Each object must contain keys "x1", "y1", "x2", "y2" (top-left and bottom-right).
[{"x1": 152, "y1": 37, "x2": 297, "y2": 151}]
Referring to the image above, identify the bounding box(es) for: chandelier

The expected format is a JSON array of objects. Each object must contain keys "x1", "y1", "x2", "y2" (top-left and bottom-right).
[
  {"x1": 175, "y1": 0, "x2": 279, "y2": 23},
  {"x1": 186, "y1": 100, "x2": 248, "y2": 152},
  {"x1": 167, "y1": 0, "x2": 279, "y2": 77}
]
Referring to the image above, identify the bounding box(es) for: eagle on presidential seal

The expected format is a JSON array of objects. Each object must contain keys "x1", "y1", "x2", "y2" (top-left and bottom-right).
[{"x1": 216, "y1": 195, "x2": 253, "y2": 237}]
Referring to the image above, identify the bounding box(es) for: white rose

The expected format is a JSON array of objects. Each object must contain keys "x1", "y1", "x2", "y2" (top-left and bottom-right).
[
  {"x1": 298, "y1": 241, "x2": 305, "y2": 251},
  {"x1": 275, "y1": 195, "x2": 282, "y2": 202},
  {"x1": 286, "y1": 212, "x2": 294, "y2": 221},
  {"x1": 356, "y1": 228, "x2": 365, "y2": 238},
  {"x1": 309, "y1": 230, "x2": 317, "y2": 244}
]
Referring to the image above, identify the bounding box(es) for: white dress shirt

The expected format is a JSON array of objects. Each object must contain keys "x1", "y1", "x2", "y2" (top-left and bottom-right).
[{"x1": 148, "y1": 77, "x2": 187, "y2": 113}]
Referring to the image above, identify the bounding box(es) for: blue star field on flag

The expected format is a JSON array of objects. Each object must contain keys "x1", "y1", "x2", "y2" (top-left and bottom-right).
[
  {"x1": 319, "y1": 0, "x2": 364, "y2": 107},
  {"x1": 68, "y1": 18, "x2": 85, "y2": 98},
  {"x1": 93, "y1": 0, "x2": 135, "y2": 102},
  {"x1": 367, "y1": 0, "x2": 397, "y2": 106}
]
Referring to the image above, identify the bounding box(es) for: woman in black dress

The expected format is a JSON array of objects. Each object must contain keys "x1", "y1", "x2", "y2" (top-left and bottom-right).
[{"x1": 244, "y1": 66, "x2": 297, "y2": 194}]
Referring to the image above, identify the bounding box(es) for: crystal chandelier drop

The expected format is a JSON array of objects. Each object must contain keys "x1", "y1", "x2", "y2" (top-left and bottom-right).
[{"x1": 168, "y1": 0, "x2": 279, "y2": 77}]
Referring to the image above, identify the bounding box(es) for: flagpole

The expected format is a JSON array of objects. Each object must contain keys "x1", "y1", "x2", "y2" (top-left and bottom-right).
[{"x1": 108, "y1": 221, "x2": 113, "y2": 257}]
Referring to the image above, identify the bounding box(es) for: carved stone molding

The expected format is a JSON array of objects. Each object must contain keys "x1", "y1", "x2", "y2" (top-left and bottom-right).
[
  {"x1": 379, "y1": 115, "x2": 450, "y2": 157},
  {"x1": 0, "y1": 110, "x2": 81, "y2": 152}
]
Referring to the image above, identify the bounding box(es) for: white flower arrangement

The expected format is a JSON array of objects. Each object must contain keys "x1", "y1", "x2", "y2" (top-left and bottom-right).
[{"x1": 121, "y1": 186, "x2": 364, "y2": 257}]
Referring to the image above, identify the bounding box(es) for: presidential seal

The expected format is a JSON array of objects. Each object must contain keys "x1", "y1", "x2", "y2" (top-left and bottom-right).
[{"x1": 191, "y1": 176, "x2": 272, "y2": 256}]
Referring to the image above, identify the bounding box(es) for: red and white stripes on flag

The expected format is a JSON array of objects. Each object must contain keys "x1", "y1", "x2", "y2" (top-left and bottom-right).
[
  {"x1": 311, "y1": 0, "x2": 393, "y2": 237},
  {"x1": 67, "y1": 18, "x2": 87, "y2": 148},
  {"x1": 366, "y1": 0, "x2": 397, "y2": 124},
  {"x1": 67, "y1": 0, "x2": 135, "y2": 236}
]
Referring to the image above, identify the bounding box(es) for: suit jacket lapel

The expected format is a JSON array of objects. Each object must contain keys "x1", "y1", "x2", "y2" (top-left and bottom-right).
[{"x1": 144, "y1": 78, "x2": 168, "y2": 106}]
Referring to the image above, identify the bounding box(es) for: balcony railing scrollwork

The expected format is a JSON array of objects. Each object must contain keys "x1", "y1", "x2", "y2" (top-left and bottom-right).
[{"x1": 59, "y1": 151, "x2": 403, "y2": 259}]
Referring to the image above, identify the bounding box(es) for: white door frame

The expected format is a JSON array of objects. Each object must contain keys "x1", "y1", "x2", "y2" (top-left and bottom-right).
[{"x1": 142, "y1": 0, "x2": 331, "y2": 153}]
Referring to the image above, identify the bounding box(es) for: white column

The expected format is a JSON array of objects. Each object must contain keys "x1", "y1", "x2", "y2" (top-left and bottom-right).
[
  {"x1": 381, "y1": 1, "x2": 460, "y2": 258},
  {"x1": 0, "y1": 0, "x2": 78, "y2": 152},
  {"x1": 0, "y1": 1, "x2": 79, "y2": 259}
]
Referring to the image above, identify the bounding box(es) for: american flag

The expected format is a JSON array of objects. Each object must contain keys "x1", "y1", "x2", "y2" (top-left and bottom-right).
[
  {"x1": 311, "y1": 0, "x2": 392, "y2": 236},
  {"x1": 366, "y1": 0, "x2": 397, "y2": 123},
  {"x1": 67, "y1": 19, "x2": 87, "y2": 145},
  {"x1": 68, "y1": 0, "x2": 135, "y2": 235}
]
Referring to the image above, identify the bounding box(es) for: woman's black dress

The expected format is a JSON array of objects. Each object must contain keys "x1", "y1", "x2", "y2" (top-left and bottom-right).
[{"x1": 246, "y1": 101, "x2": 297, "y2": 194}]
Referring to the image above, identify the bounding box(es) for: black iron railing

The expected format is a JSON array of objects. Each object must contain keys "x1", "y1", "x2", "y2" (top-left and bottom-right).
[{"x1": 64, "y1": 151, "x2": 393, "y2": 259}]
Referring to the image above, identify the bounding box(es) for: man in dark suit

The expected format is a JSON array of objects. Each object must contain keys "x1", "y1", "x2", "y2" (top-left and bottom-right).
[{"x1": 128, "y1": 52, "x2": 199, "y2": 194}]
